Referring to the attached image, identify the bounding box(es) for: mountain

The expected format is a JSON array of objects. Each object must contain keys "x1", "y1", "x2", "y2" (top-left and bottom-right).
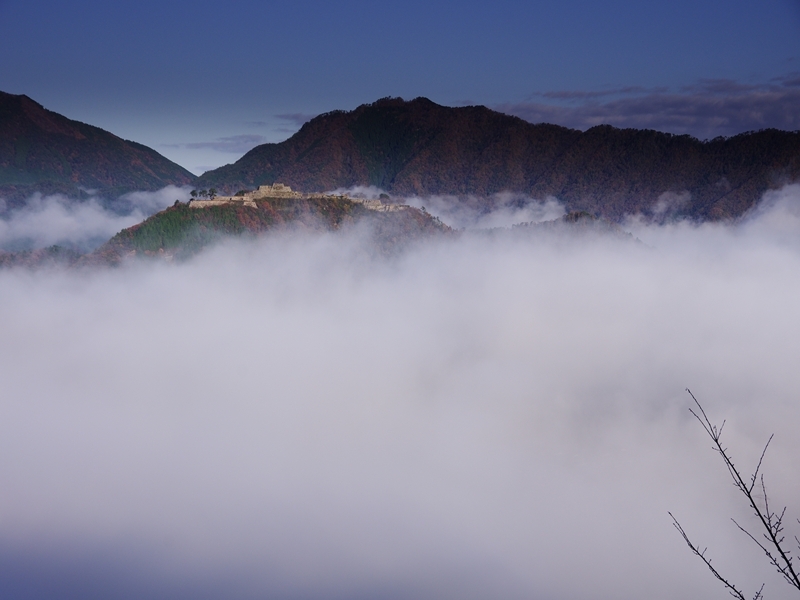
[
  {"x1": 0, "y1": 91, "x2": 196, "y2": 207},
  {"x1": 86, "y1": 195, "x2": 452, "y2": 264},
  {"x1": 196, "y1": 97, "x2": 800, "y2": 221}
]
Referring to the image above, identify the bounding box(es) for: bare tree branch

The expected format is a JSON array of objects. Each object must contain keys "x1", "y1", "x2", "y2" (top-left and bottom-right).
[
  {"x1": 672, "y1": 390, "x2": 800, "y2": 597},
  {"x1": 670, "y1": 512, "x2": 748, "y2": 600}
]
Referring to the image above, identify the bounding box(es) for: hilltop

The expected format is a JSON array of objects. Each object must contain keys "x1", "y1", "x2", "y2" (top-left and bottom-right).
[
  {"x1": 0, "y1": 186, "x2": 644, "y2": 269},
  {"x1": 87, "y1": 191, "x2": 452, "y2": 264},
  {"x1": 196, "y1": 97, "x2": 800, "y2": 221},
  {"x1": 0, "y1": 91, "x2": 196, "y2": 207},
  {"x1": 4, "y1": 92, "x2": 798, "y2": 222}
]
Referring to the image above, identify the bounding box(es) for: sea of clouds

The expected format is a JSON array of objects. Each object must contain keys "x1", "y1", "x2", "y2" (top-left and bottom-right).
[
  {"x1": 330, "y1": 185, "x2": 566, "y2": 230},
  {"x1": 0, "y1": 186, "x2": 191, "y2": 252},
  {"x1": 1, "y1": 185, "x2": 800, "y2": 599}
]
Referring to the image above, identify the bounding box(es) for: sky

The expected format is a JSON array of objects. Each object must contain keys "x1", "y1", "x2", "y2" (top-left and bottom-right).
[
  {"x1": 2, "y1": 4, "x2": 800, "y2": 596},
  {"x1": 1, "y1": 0, "x2": 799, "y2": 173},
  {"x1": 3, "y1": 186, "x2": 800, "y2": 598}
]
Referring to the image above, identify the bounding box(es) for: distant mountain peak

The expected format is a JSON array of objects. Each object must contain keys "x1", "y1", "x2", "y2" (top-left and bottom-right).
[
  {"x1": 13, "y1": 93, "x2": 87, "y2": 139},
  {"x1": 195, "y1": 97, "x2": 800, "y2": 221},
  {"x1": 0, "y1": 90, "x2": 196, "y2": 207}
]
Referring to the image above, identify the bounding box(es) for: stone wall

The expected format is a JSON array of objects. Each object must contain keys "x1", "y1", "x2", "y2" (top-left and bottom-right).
[
  {"x1": 188, "y1": 183, "x2": 407, "y2": 212},
  {"x1": 188, "y1": 198, "x2": 256, "y2": 208},
  {"x1": 251, "y1": 184, "x2": 301, "y2": 199}
]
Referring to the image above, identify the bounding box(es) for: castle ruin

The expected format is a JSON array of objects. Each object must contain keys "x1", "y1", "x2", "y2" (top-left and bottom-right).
[
  {"x1": 187, "y1": 183, "x2": 406, "y2": 212},
  {"x1": 250, "y1": 183, "x2": 302, "y2": 199}
]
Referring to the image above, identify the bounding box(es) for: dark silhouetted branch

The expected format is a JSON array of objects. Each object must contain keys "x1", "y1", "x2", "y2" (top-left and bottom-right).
[
  {"x1": 671, "y1": 389, "x2": 800, "y2": 598},
  {"x1": 670, "y1": 512, "x2": 757, "y2": 600}
]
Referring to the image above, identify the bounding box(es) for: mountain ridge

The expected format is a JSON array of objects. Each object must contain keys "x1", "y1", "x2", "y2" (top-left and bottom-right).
[
  {"x1": 196, "y1": 97, "x2": 800, "y2": 221},
  {"x1": 0, "y1": 91, "x2": 196, "y2": 207}
]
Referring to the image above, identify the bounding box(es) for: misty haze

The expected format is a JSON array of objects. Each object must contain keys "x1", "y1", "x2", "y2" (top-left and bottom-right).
[
  {"x1": 1, "y1": 183, "x2": 800, "y2": 599},
  {"x1": 3, "y1": 1, "x2": 800, "y2": 594}
]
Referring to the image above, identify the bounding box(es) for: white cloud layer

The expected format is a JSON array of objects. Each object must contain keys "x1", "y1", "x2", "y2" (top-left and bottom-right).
[
  {"x1": 1, "y1": 186, "x2": 800, "y2": 599},
  {"x1": 164, "y1": 135, "x2": 268, "y2": 154},
  {"x1": 329, "y1": 186, "x2": 566, "y2": 229},
  {"x1": 497, "y1": 76, "x2": 800, "y2": 139},
  {"x1": 0, "y1": 186, "x2": 191, "y2": 251}
]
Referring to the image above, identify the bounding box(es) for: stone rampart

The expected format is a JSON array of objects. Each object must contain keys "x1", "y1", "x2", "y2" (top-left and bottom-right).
[
  {"x1": 251, "y1": 183, "x2": 301, "y2": 199},
  {"x1": 188, "y1": 198, "x2": 257, "y2": 208},
  {"x1": 356, "y1": 199, "x2": 407, "y2": 212},
  {"x1": 188, "y1": 183, "x2": 408, "y2": 212}
]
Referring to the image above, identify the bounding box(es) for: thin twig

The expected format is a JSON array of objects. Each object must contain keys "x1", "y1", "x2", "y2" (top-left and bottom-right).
[
  {"x1": 678, "y1": 389, "x2": 800, "y2": 594},
  {"x1": 670, "y1": 512, "x2": 748, "y2": 600}
]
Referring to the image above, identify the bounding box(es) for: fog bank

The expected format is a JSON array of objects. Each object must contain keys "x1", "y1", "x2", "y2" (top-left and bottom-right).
[
  {"x1": 1, "y1": 186, "x2": 800, "y2": 599},
  {"x1": 0, "y1": 186, "x2": 190, "y2": 251},
  {"x1": 330, "y1": 186, "x2": 566, "y2": 230}
]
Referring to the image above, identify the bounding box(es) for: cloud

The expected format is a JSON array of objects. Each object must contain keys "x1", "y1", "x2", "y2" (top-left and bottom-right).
[
  {"x1": 276, "y1": 112, "x2": 317, "y2": 127},
  {"x1": 1, "y1": 184, "x2": 800, "y2": 599},
  {"x1": 498, "y1": 76, "x2": 800, "y2": 139},
  {"x1": 328, "y1": 186, "x2": 566, "y2": 229},
  {"x1": 776, "y1": 74, "x2": 800, "y2": 88},
  {"x1": 0, "y1": 186, "x2": 190, "y2": 251},
  {"x1": 271, "y1": 113, "x2": 319, "y2": 135},
  {"x1": 164, "y1": 134, "x2": 268, "y2": 154},
  {"x1": 681, "y1": 78, "x2": 761, "y2": 95},
  {"x1": 651, "y1": 190, "x2": 691, "y2": 221},
  {"x1": 539, "y1": 85, "x2": 666, "y2": 101},
  {"x1": 193, "y1": 165, "x2": 222, "y2": 175},
  {"x1": 327, "y1": 184, "x2": 387, "y2": 199},
  {"x1": 407, "y1": 192, "x2": 565, "y2": 229}
]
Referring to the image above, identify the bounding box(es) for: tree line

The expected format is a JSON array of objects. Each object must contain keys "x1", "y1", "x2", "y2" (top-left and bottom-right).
[{"x1": 190, "y1": 188, "x2": 218, "y2": 199}]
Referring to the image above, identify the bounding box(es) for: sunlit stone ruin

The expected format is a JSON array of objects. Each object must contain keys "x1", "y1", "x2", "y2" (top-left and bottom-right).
[{"x1": 188, "y1": 183, "x2": 405, "y2": 212}]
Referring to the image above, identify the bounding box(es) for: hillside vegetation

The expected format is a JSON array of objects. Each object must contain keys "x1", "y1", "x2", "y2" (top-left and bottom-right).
[
  {"x1": 196, "y1": 97, "x2": 800, "y2": 220},
  {"x1": 89, "y1": 196, "x2": 452, "y2": 264},
  {"x1": 0, "y1": 91, "x2": 196, "y2": 207}
]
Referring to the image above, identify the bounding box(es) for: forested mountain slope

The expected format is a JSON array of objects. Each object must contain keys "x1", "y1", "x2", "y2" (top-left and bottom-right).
[
  {"x1": 0, "y1": 91, "x2": 196, "y2": 206},
  {"x1": 197, "y1": 97, "x2": 800, "y2": 220}
]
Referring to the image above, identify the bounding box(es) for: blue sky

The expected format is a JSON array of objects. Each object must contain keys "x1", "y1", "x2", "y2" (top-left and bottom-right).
[{"x1": 1, "y1": 0, "x2": 799, "y2": 173}]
